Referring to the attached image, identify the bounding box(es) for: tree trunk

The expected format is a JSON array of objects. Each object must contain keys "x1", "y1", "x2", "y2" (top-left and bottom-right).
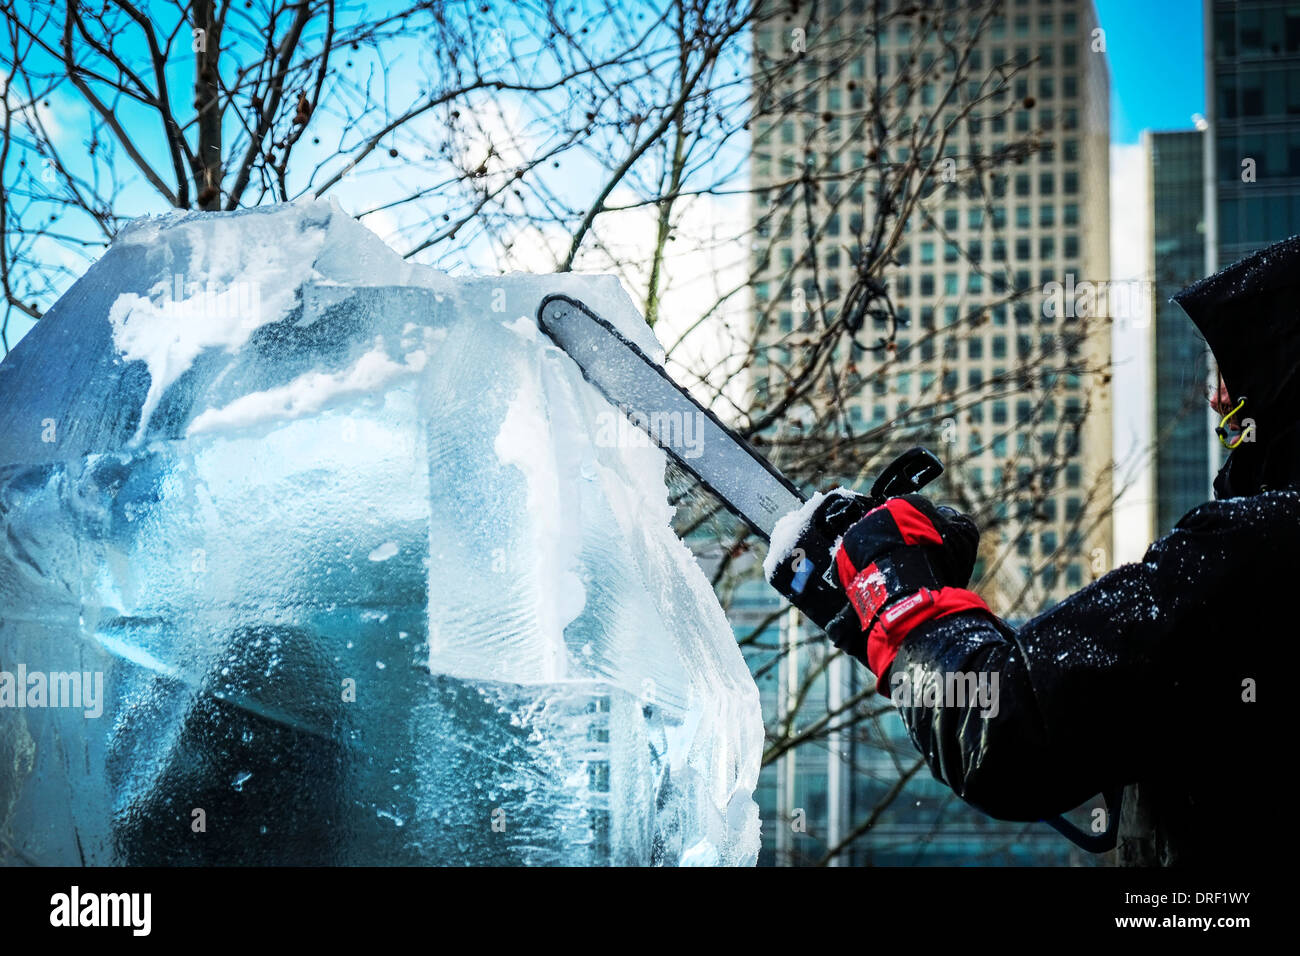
[{"x1": 193, "y1": 0, "x2": 222, "y2": 210}]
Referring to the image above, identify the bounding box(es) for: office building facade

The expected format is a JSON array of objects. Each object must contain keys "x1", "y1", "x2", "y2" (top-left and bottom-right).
[
  {"x1": 1147, "y1": 129, "x2": 1210, "y2": 534},
  {"x1": 741, "y1": 0, "x2": 1113, "y2": 865}
]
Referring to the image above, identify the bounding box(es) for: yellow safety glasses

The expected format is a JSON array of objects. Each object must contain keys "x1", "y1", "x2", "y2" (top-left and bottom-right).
[{"x1": 1216, "y1": 396, "x2": 1248, "y2": 450}]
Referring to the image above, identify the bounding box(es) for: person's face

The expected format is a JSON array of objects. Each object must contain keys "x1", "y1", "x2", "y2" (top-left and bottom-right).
[{"x1": 1209, "y1": 372, "x2": 1233, "y2": 417}]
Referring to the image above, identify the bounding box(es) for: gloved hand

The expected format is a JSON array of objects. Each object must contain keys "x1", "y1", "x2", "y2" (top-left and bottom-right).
[
  {"x1": 764, "y1": 487, "x2": 877, "y2": 630},
  {"x1": 830, "y1": 494, "x2": 988, "y2": 685}
]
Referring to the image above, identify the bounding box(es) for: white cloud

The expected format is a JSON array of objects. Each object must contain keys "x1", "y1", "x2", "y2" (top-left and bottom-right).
[
  {"x1": 0, "y1": 96, "x2": 62, "y2": 142},
  {"x1": 570, "y1": 189, "x2": 754, "y2": 414},
  {"x1": 490, "y1": 186, "x2": 754, "y2": 415}
]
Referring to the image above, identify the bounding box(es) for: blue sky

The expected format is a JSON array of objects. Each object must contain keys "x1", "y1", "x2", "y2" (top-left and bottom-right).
[{"x1": 1095, "y1": 0, "x2": 1206, "y2": 143}]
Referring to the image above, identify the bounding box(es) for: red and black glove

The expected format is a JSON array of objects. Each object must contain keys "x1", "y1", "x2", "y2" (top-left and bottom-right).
[{"x1": 830, "y1": 494, "x2": 991, "y2": 689}]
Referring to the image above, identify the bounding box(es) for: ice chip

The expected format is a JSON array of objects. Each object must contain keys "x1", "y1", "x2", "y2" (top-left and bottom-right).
[{"x1": 0, "y1": 200, "x2": 762, "y2": 866}]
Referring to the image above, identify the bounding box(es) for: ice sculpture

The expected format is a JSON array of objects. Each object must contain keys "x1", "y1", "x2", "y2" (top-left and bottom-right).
[{"x1": 0, "y1": 201, "x2": 762, "y2": 865}]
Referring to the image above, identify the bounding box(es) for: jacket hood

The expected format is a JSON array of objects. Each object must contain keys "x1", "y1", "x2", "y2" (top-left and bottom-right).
[{"x1": 1173, "y1": 233, "x2": 1300, "y2": 497}]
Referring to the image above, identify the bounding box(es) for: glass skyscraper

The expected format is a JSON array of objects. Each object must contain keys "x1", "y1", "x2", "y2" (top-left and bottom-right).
[
  {"x1": 1147, "y1": 130, "x2": 1210, "y2": 534},
  {"x1": 1205, "y1": 0, "x2": 1300, "y2": 269}
]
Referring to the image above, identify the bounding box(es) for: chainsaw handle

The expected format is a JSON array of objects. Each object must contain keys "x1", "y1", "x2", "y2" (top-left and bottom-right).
[{"x1": 871, "y1": 446, "x2": 944, "y2": 499}]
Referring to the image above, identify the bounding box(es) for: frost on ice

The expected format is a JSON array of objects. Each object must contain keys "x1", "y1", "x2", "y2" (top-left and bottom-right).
[{"x1": 0, "y1": 200, "x2": 763, "y2": 865}]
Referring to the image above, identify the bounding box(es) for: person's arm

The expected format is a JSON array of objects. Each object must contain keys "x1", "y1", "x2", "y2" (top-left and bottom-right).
[
  {"x1": 884, "y1": 563, "x2": 1162, "y2": 820},
  {"x1": 878, "y1": 499, "x2": 1249, "y2": 821},
  {"x1": 768, "y1": 490, "x2": 1272, "y2": 822}
]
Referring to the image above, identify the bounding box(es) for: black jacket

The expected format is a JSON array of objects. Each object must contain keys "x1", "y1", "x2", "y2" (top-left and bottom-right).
[{"x1": 888, "y1": 237, "x2": 1297, "y2": 866}]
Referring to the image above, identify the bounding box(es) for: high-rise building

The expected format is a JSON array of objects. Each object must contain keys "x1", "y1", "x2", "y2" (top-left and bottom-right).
[
  {"x1": 1202, "y1": 0, "x2": 1300, "y2": 479},
  {"x1": 740, "y1": 0, "x2": 1113, "y2": 865},
  {"x1": 1147, "y1": 129, "x2": 1210, "y2": 535},
  {"x1": 1204, "y1": 0, "x2": 1300, "y2": 270}
]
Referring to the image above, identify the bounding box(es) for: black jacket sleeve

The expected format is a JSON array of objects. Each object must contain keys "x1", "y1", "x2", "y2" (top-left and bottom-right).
[{"x1": 886, "y1": 493, "x2": 1278, "y2": 821}]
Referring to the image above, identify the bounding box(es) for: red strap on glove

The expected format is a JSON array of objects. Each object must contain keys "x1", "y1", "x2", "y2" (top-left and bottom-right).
[{"x1": 834, "y1": 497, "x2": 992, "y2": 685}]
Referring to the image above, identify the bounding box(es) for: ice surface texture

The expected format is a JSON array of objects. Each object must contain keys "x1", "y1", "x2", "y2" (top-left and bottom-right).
[{"x1": 0, "y1": 200, "x2": 762, "y2": 865}]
